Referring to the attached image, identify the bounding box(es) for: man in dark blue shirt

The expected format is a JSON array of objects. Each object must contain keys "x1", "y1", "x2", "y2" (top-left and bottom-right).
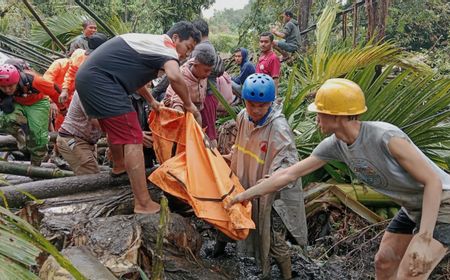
[{"x1": 231, "y1": 48, "x2": 255, "y2": 96}]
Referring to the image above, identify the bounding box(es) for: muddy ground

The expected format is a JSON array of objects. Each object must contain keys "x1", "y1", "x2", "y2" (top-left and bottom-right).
[
  {"x1": 2, "y1": 166, "x2": 449, "y2": 279},
  {"x1": 192, "y1": 209, "x2": 450, "y2": 280}
]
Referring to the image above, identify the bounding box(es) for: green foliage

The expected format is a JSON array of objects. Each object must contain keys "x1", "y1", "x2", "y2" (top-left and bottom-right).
[
  {"x1": 30, "y1": 10, "x2": 131, "y2": 50},
  {"x1": 354, "y1": 66, "x2": 450, "y2": 169},
  {"x1": 0, "y1": 206, "x2": 86, "y2": 279},
  {"x1": 208, "y1": 7, "x2": 251, "y2": 35},
  {"x1": 280, "y1": 0, "x2": 450, "y2": 185},
  {"x1": 30, "y1": 11, "x2": 90, "y2": 49},
  {"x1": 217, "y1": 0, "x2": 296, "y2": 53},
  {"x1": 0, "y1": 1, "x2": 34, "y2": 38},
  {"x1": 133, "y1": 0, "x2": 215, "y2": 33},
  {"x1": 3, "y1": 0, "x2": 215, "y2": 50},
  {"x1": 385, "y1": 0, "x2": 450, "y2": 51},
  {"x1": 209, "y1": 33, "x2": 239, "y2": 54},
  {"x1": 209, "y1": 81, "x2": 237, "y2": 120},
  {"x1": 314, "y1": 0, "x2": 339, "y2": 64},
  {"x1": 412, "y1": 46, "x2": 450, "y2": 77}
]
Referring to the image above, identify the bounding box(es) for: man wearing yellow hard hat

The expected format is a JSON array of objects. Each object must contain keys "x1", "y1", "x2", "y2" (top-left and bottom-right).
[{"x1": 228, "y1": 78, "x2": 450, "y2": 279}]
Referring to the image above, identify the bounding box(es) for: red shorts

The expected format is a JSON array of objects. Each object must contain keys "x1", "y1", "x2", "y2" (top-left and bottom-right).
[{"x1": 99, "y1": 111, "x2": 143, "y2": 145}]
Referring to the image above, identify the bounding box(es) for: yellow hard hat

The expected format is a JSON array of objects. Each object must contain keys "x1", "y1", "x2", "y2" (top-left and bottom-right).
[{"x1": 307, "y1": 78, "x2": 367, "y2": 115}]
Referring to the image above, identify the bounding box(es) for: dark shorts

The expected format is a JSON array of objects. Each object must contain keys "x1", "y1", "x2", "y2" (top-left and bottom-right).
[
  {"x1": 76, "y1": 70, "x2": 134, "y2": 119},
  {"x1": 277, "y1": 40, "x2": 298, "y2": 53},
  {"x1": 98, "y1": 111, "x2": 143, "y2": 145},
  {"x1": 387, "y1": 208, "x2": 450, "y2": 247}
]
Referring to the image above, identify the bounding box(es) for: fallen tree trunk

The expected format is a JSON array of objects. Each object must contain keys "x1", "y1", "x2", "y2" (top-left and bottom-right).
[
  {"x1": 13, "y1": 161, "x2": 60, "y2": 169},
  {"x1": 70, "y1": 214, "x2": 221, "y2": 279},
  {"x1": 0, "y1": 172, "x2": 132, "y2": 208},
  {"x1": 0, "y1": 174, "x2": 33, "y2": 186},
  {"x1": 0, "y1": 133, "x2": 103, "y2": 152},
  {"x1": 27, "y1": 187, "x2": 223, "y2": 279},
  {"x1": 0, "y1": 135, "x2": 17, "y2": 151},
  {"x1": 0, "y1": 161, "x2": 74, "y2": 179}
]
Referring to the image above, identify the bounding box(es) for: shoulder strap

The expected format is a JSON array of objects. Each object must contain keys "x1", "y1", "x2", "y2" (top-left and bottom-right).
[{"x1": 17, "y1": 72, "x2": 39, "y2": 96}]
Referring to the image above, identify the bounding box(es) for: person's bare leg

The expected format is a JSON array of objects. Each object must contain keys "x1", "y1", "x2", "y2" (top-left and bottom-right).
[
  {"x1": 375, "y1": 231, "x2": 413, "y2": 280},
  {"x1": 396, "y1": 235, "x2": 448, "y2": 280},
  {"x1": 109, "y1": 143, "x2": 126, "y2": 174},
  {"x1": 124, "y1": 143, "x2": 160, "y2": 214}
]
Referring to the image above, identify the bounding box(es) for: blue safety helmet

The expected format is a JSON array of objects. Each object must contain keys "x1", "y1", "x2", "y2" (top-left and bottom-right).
[{"x1": 242, "y1": 73, "x2": 275, "y2": 102}]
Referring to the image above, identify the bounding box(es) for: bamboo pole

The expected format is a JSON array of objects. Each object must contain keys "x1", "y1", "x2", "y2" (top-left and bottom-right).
[
  {"x1": 299, "y1": 0, "x2": 369, "y2": 36},
  {"x1": 0, "y1": 161, "x2": 74, "y2": 179},
  {"x1": 21, "y1": 0, "x2": 67, "y2": 53},
  {"x1": 0, "y1": 168, "x2": 156, "y2": 208},
  {"x1": 18, "y1": 38, "x2": 65, "y2": 58},
  {"x1": 74, "y1": 0, "x2": 117, "y2": 37},
  {"x1": 329, "y1": 185, "x2": 384, "y2": 224},
  {"x1": 342, "y1": 13, "x2": 347, "y2": 40},
  {"x1": 0, "y1": 48, "x2": 50, "y2": 70},
  {"x1": 1, "y1": 36, "x2": 56, "y2": 62},
  {"x1": 0, "y1": 35, "x2": 54, "y2": 64},
  {"x1": 0, "y1": 173, "x2": 130, "y2": 208},
  {"x1": 353, "y1": 0, "x2": 359, "y2": 47}
]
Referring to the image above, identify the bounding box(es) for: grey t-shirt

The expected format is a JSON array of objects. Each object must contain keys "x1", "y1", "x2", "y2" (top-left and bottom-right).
[
  {"x1": 312, "y1": 121, "x2": 450, "y2": 219},
  {"x1": 68, "y1": 34, "x2": 89, "y2": 56},
  {"x1": 282, "y1": 19, "x2": 300, "y2": 48}
]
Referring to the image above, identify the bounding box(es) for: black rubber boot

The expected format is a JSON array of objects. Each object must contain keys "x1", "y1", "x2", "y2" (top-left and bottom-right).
[{"x1": 212, "y1": 240, "x2": 227, "y2": 257}]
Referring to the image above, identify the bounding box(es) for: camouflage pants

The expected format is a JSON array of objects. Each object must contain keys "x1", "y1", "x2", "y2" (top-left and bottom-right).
[
  {"x1": 0, "y1": 98, "x2": 50, "y2": 165},
  {"x1": 217, "y1": 119, "x2": 237, "y2": 155}
]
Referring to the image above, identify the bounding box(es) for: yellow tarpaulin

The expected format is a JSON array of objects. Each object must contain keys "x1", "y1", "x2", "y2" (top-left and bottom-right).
[{"x1": 149, "y1": 108, "x2": 255, "y2": 240}]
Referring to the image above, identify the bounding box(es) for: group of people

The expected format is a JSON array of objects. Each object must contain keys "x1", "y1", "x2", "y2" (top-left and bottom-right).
[
  {"x1": 0, "y1": 11, "x2": 448, "y2": 280},
  {"x1": 230, "y1": 9, "x2": 301, "y2": 98}
]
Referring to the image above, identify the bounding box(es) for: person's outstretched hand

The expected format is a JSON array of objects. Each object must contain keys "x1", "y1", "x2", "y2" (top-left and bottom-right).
[
  {"x1": 226, "y1": 191, "x2": 255, "y2": 209},
  {"x1": 407, "y1": 233, "x2": 434, "y2": 277},
  {"x1": 59, "y1": 89, "x2": 69, "y2": 104},
  {"x1": 143, "y1": 131, "x2": 153, "y2": 148},
  {"x1": 149, "y1": 99, "x2": 161, "y2": 112},
  {"x1": 185, "y1": 102, "x2": 202, "y2": 126}
]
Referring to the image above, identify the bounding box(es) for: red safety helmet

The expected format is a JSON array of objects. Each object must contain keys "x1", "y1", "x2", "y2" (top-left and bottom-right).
[{"x1": 0, "y1": 64, "x2": 20, "y2": 86}]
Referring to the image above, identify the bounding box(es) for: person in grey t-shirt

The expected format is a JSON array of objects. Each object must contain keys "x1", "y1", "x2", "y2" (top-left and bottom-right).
[
  {"x1": 229, "y1": 78, "x2": 450, "y2": 280},
  {"x1": 271, "y1": 10, "x2": 300, "y2": 61},
  {"x1": 67, "y1": 19, "x2": 97, "y2": 56}
]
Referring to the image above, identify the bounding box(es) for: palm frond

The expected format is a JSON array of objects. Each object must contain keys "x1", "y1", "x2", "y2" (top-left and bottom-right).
[
  {"x1": 30, "y1": 11, "x2": 89, "y2": 49},
  {"x1": 209, "y1": 81, "x2": 237, "y2": 120},
  {"x1": 30, "y1": 11, "x2": 131, "y2": 50},
  {"x1": 298, "y1": 42, "x2": 429, "y2": 87},
  {"x1": 0, "y1": 206, "x2": 86, "y2": 279},
  {"x1": 0, "y1": 254, "x2": 39, "y2": 280},
  {"x1": 347, "y1": 65, "x2": 450, "y2": 168},
  {"x1": 107, "y1": 15, "x2": 131, "y2": 35},
  {"x1": 314, "y1": 0, "x2": 339, "y2": 66}
]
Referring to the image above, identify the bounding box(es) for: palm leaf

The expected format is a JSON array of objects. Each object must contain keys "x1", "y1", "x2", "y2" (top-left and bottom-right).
[
  {"x1": 30, "y1": 11, "x2": 130, "y2": 50},
  {"x1": 348, "y1": 65, "x2": 450, "y2": 169},
  {"x1": 314, "y1": 0, "x2": 339, "y2": 67},
  {"x1": 0, "y1": 255, "x2": 39, "y2": 280},
  {"x1": 0, "y1": 206, "x2": 87, "y2": 279},
  {"x1": 0, "y1": 227, "x2": 40, "y2": 266},
  {"x1": 209, "y1": 81, "x2": 237, "y2": 120},
  {"x1": 107, "y1": 15, "x2": 131, "y2": 35},
  {"x1": 30, "y1": 11, "x2": 89, "y2": 49}
]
